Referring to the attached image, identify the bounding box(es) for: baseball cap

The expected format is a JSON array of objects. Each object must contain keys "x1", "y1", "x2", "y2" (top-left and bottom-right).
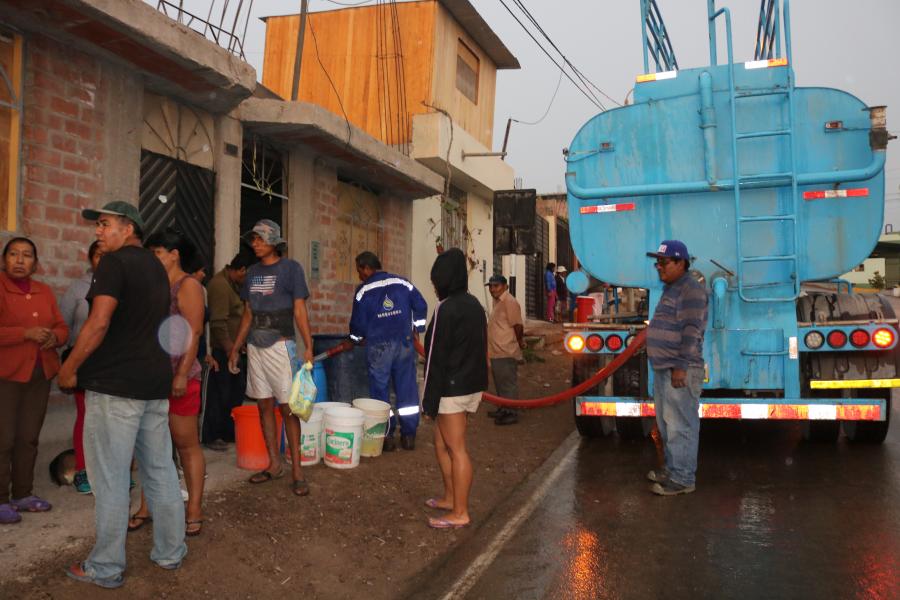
[
  {"x1": 243, "y1": 219, "x2": 286, "y2": 246},
  {"x1": 81, "y1": 201, "x2": 144, "y2": 229},
  {"x1": 646, "y1": 240, "x2": 690, "y2": 260},
  {"x1": 486, "y1": 274, "x2": 508, "y2": 286}
]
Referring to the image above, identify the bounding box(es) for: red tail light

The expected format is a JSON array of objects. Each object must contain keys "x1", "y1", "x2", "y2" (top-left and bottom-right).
[
  {"x1": 826, "y1": 330, "x2": 847, "y2": 348},
  {"x1": 873, "y1": 328, "x2": 895, "y2": 349},
  {"x1": 586, "y1": 335, "x2": 603, "y2": 352},
  {"x1": 605, "y1": 334, "x2": 623, "y2": 351},
  {"x1": 849, "y1": 329, "x2": 870, "y2": 348}
]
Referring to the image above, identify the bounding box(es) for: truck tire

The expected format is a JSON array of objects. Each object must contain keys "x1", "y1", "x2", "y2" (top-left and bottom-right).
[
  {"x1": 842, "y1": 391, "x2": 891, "y2": 444},
  {"x1": 572, "y1": 355, "x2": 612, "y2": 438},
  {"x1": 802, "y1": 420, "x2": 840, "y2": 443}
]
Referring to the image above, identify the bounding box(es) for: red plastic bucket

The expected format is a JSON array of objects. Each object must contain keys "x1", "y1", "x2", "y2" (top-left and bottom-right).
[
  {"x1": 575, "y1": 296, "x2": 595, "y2": 323},
  {"x1": 231, "y1": 405, "x2": 283, "y2": 471}
]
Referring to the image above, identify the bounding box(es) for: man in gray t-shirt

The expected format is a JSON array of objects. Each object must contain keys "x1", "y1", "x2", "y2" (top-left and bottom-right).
[{"x1": 228, "y1": 220, "x2": 314, "y2": 497}]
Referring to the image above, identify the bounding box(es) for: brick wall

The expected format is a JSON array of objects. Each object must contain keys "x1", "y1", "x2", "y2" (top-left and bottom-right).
[
  {"x1": 305, "y1": 160, "x2": 414, "y2": 334},
  {"x1": 13, "y1": 33, "x2": 111, "y2": 295}
]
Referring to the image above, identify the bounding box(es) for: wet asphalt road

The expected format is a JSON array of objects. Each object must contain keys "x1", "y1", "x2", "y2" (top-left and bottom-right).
[{"x1": 446, "y1": 403, "x2": 900, "y2": 599}]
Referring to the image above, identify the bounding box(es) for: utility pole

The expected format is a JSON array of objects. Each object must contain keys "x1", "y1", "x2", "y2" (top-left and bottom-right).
[{"x1": 290, "y1": 0, "x2": 309, "y2": 101}]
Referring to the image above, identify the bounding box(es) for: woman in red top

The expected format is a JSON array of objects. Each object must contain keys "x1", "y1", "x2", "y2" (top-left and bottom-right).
[
  {"x1": 128, "y1": 229, "x2": 206, "y2": 537},
  {"x1": 0, "y1": 237, "x2": 69, "y2": 525}
]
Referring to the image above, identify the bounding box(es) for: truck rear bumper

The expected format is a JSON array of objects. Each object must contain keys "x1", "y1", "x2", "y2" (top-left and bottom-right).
[{"x1": 576, "y1": 396, "x2": 888, "y2": 421}]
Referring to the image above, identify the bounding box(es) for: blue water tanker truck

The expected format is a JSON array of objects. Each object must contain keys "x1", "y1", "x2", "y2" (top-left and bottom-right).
[{"x1": 563, "y1": 0, "x2": 896, "y2": 443}]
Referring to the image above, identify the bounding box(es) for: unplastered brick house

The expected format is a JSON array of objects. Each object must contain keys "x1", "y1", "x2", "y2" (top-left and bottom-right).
[{"x1": 0, "y1": 0, "x2": 442, "y2": 335}]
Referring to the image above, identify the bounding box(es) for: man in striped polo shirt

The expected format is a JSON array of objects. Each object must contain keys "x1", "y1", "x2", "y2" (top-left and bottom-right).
[{"x1": 645, "y1": 240, "x2": 708, "y2": 496}]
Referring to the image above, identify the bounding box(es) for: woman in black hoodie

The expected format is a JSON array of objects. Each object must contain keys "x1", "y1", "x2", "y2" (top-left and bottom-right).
[{"x1": 421, "y1": 248, "x2": 488, "y2": 529}]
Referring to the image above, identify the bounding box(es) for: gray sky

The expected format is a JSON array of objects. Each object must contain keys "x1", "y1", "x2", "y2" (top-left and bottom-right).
[{"x1": 157, "y1": 0, "x2": 900, "y2": 224}]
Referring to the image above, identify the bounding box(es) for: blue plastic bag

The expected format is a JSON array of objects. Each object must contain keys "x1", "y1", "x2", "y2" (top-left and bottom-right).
[{"x1": 288, "y1": 362, "x2": 317, "y2": 422}]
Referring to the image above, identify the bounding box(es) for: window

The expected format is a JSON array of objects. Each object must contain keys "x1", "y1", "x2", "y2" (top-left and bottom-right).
[
  {"x1": 441, "y1": 185, "x2": 467, "y2": 251},
  {"x1": 854, "y1": 264, "x2": 865, "y2": 272},
  {"x1": 0, "y1": 29, "x2": 22, "y2": 231},
  {"x1": 455, "y1": 39, "x2": 479, "y2": 104}
]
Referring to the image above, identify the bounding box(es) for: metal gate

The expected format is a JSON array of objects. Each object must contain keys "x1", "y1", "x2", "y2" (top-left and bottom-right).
[
  {"x1": 139, "y1": 150, "x2": 215, "y2": 272},
  {"x1": 525, "y1": 215, "x2": 550, "y2": 320}
]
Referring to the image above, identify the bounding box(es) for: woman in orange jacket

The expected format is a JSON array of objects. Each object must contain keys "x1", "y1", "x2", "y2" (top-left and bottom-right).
[{"x1": 0, "y1": 237, "x2": 68, "y2": 525}]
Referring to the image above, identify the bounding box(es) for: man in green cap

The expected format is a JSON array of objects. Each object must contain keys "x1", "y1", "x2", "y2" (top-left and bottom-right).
[{"x1": 59, "y1": 201, "x2": 185, "y2": 588}]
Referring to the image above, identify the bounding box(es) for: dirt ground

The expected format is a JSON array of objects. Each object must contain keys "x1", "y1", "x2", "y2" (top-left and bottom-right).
[{"x1": 3, "y1": 326, "x2": 575, "y2": 599}]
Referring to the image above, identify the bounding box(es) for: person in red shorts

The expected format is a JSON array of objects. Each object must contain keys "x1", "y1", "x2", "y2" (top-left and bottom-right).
[{"x1": 128, "y1": 229, "x2": 206, "y2": 537}]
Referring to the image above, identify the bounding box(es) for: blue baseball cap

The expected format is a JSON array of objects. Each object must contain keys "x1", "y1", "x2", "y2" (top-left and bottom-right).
[{"x1": 646, "y1": 240, "x2": 690, "y2": 260}]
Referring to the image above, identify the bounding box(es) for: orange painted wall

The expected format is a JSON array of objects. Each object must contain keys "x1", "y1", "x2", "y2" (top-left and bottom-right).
[{"x1": 262, "y1": 1, "x2": 498, "y2": 148}]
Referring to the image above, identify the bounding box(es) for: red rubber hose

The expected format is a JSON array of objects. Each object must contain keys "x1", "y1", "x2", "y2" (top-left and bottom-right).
[{"x1": 412, "y1": 329, "x2": 647, "y2": 409}]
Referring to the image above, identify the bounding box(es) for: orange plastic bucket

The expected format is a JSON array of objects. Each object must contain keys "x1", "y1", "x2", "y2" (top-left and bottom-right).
[{"x1": 231, "y1": 405, "x2": 283, "y2": 471}]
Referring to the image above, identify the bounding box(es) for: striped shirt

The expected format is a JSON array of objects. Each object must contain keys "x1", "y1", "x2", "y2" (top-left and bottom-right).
[{"x1": 647, "y1": 273, "x2": 708, "y2": 370}]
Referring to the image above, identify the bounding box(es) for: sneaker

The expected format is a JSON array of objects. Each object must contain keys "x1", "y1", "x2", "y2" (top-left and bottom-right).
[
  {"x1": 400, "y1": 435, "x2": 416, "y2": 451},
  {"x1": 0, "y1": 503, "x2": 21, "y2": 525},
  {"x1": 646, "y1": 469, "x2": 668, "y2": 484},
  {"x1": 650, "y1": 479, "x2": 695, "y2": 496},
  {"x1": 486, "y1": 408, "x2": 502, "y2": 418},
  {"x1": 73, "y1": 470, "x2": 92, "y2": 495},
  {"x1": 382, "y1": 436, "x2": 397, "y2": 452}
]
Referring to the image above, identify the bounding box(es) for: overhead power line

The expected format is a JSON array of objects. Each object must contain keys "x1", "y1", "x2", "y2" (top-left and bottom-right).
[
  {"x1": 509, "y1": 0, "x2": 621, "y2": 108},
  {"x1": 496, "y1": 0, "x2": 604, "y2": 110},
  {"x1": 513, "y1": 70, "x2": 563, "y2": 126},
  {"x1": 497, "y1": 0, "x2": 621, "y2": 111}
]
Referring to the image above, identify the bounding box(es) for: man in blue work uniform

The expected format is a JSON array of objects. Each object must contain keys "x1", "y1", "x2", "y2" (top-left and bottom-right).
[
  {"x1": 350, "y1": 252, "x2": 428, "y2": 451},
  {"x1": 645, "y1": 240, "x2": 708, "y2": 496}
]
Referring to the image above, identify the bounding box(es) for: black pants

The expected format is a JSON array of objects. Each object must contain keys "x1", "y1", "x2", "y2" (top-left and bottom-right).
[
  {"x1": 0, "y1": 364, "x2": 51, "y2": 503},
  {"x1": 201, "y1": 348, "x2": 246, "y2": 443}
]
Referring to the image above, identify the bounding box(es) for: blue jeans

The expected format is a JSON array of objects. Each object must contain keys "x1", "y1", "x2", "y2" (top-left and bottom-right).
[
  {"x1": 83, "y1": 392, "x2": 186, "y2": 582},
  {"x1": 652, "y1": 367, "x2": 703, "y2": 487},
  {"x1": 366, "y1": 338, "x2": 420, "y2": 437}
]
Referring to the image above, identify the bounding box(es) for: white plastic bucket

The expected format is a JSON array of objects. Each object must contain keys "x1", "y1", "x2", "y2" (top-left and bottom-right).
[
  {"x1": 323, "y1": 406, "x2": 365, "y2": 469},
  {"x1": 313, "y1": 402, "x2": 348, "y2": 460},
  {"x1": 299, "y1": 407, "x2": 324, "y2": 466},
  {"x1": 351, "y1": 398, "x2": 392, "y2": 458}
]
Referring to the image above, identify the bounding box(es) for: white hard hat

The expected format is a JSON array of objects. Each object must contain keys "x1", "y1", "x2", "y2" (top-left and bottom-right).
[{"x1": 557, "y1": 266, "x2": 567, "y2": 273}]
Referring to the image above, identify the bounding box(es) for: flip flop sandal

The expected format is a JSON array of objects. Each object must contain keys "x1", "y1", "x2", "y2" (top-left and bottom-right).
[
  {"x1": 248, "y1": 468, "x2": 285, "y2": 484},
  {"x1": 427, "y1": 517, "x2": 470, "y2": 529},
  {"x1": 424, "y1": 498, "x2": 451, "y2": 509},
  {"x1": 11, "y1": 495, "x2": 51, "y2": 512},
  {"x1": 292, "y1": 480, "x2": 310, "y2": 497},
  {"x1": 127, "y1": 514, "x2": 151, "y2": 532},
  {"x1": 185, "y1": 519, "x2": 204, "y2": 537}
]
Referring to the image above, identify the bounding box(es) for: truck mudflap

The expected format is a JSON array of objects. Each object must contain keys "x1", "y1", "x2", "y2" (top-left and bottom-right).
[{"x1": 576, "y1": 396, "x2": 888, "y2": 421}]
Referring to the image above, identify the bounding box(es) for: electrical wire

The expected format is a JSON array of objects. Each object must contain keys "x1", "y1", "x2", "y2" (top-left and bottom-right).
[
  {"x1": 320, "y1": 0, "x2": 373, "y2": 6},
  {"x1": 308, "y1": 14, "x2": 352, "y2": 147},
  {"x1": 512, "y1": 70, "x2": 562, "y2": 126},
  {"x1": 509, "y1": 0, "x2": 622, "y2": 108},
  {"x1": 496, "y1": 0, "x2": 602, "y2": 110}
]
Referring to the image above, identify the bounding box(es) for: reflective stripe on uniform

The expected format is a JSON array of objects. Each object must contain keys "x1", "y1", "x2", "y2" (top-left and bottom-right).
[
  {"x1": 397, "y1": 405, "x2": 420, "y2": 416},
  {"x1": 355, "y1": 277, "x2": 414, "y2": 302}
]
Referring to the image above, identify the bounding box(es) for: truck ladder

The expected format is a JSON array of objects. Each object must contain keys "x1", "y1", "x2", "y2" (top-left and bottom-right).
[{"x1": 713, "y1": 2, "x2": 800, "y2": 303}]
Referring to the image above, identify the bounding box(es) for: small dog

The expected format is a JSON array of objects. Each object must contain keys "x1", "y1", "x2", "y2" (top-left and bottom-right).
[{"x1": 49, "y1": 448, "x2": 78, "y2": 486}]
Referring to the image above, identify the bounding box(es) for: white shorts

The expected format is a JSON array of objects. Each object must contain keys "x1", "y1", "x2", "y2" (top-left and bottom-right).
[
  {"x1": 438, "y1": 392, "x2": 483, "y2": 414},
  {"x1": 246, "y1": 340, "x2": 297, "y2": 405}
]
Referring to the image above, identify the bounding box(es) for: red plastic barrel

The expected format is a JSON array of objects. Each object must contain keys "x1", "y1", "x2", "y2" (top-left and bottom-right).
[{"x1": 575, "y1": 296, "x2": 595, "y2": 323}]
